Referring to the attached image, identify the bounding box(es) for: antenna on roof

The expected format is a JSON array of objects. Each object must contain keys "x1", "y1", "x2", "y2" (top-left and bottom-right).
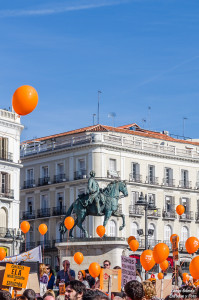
[
  {"x1": 148, "y1": 106, "x2": 151, "y2": 130},
  {"x1": 108, "y1": 112, "x2": 116, "y2": 127},
  {"x1": 97, "y1": 90, "x2": 102, "y2": 124},
  {"x1": 93, "y1": 114, "x2": 96, "y2": 125}
]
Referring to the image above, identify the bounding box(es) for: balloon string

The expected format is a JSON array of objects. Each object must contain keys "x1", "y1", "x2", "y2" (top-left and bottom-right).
[
  {"x1": 25, "y1": 234, "x2": 26, "y2": 252},
  {"x1": 43, "y1": 235, "x2": 45, "y2": 263}
]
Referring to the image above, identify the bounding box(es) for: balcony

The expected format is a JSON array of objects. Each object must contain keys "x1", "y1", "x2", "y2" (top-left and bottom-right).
[
  {"x1": 129, "y1": 205, "x2": 144, "y2": 217},
  {"x1": 0, "y1": 151, "x2": 13, "y2": 162},
  {"x1": 163, "y1": 178, "x2": 175, "y2": 187},
  {"x1": 37, "y1": 240, "x2": 51, "y2": 249},
  {"x1": 21, "y1": 242, "x2": 36, "y2": 252},
  {"x1": 179, "y1": 211, "x2": 194, "y2": 222},
  {"x1": 129, "y1": 174, "x2": 142, "y2": 183},
  {"x1": 195, "y1": 212, "x2": 199, "y2": 222},
  {"x1": 74, "y1": 170, "x2": 87, "y2": 180},
  {"x1": 147, "y1": 208, "x2": 161, "y2": 218},
  {"x1": 179, "y1": 242, "x2": 186, "y2": 252},
  {"x1": 163, "y1": 240, "x2": 172, "y2": 250},
  {"x1": 54, "y1": 174, "x2": 67, "y2": 183},
  {"x1": 23, "y1": 180, "x2": 36, "y2": 189},
  {"x1": 148, "y1": 239, "x2": 161, "y2": 249},
  {"x1": 38, "y1": 177, "x2": 51, "y2": 186},
  {"x1": 179, "y1": 180, "x2": 192, "y2": 189},
  {"x1": 162, "y1": 210, "x2": 176, "y2": 220},
  {"x1": 0, "y1": 188, "x2": 14, "y2": 199},
  {"x1": 21, "y1": 210, "x2": 35, "y2": 220},
  {"x1": 52, "y1": 206, "x2": 67, "y2": 216},
  {"x1": 37, "y1": 208, "x2": 51, "y2": 218},
  {"x1": 107, "y1": 170, "x2": 120, "y2": 179},
  {"x1": 146, "y1": 176, "x2": 159, "y2": 185}
]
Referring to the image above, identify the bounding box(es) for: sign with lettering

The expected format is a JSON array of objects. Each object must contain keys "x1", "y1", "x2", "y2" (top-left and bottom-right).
[
  {"x1": 172, "y1": 236, "x2": 179, "y2": 261},
  {"x1": 2, "y1": 264, "x2": 30, "y2": 288},
  {"x1": 100, "y1": 269, "x2": 121, "y2": 293},
  {"x1": 121, "y1": 256, "x2": 136, "y2": 287}
]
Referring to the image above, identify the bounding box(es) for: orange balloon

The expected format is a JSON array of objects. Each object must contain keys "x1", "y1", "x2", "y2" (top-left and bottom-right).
[
  {"x1": 129, "y1": 240, "x2": 139, "y2": 252},
  {"x1": 12, "y1": 85, "x2": 38, "y2": 116},
  {"x1": 160, "y1": 260, "x2": 169, "y2": 271},
  {"x1": 89, "y1": 262, "x2": 101, "y2": 278},
  {"x1": 170, "y1": 234, "x2": 179, "y2": 243},
  {"x1": 74, "y1": 252, "x2": 84, "y2": 265},
  {"x1": 20, "y1": 221, "x2": 30, "y2": 234},
  {"x1": 38, "y1": 224, "x2": 48, "y2": 235},
  {"x1": 0, "y1": 248, "x2": 6, "y2": 260},
  {"x1": 128, "y1": 236, "x2": 136, "y2": 244},
  {"x1": 96, "y1": 225, "x2": 105, "y2": 238},
  {"x1": 190, "y1": 256, "x2": 199, "y2": 279},
  {"x1": 176, "y1": 204, "x2": 185, "y2": 215},
  {"x1": 64, "y1": 217, "x2": 74, "y2": 230},
  {"x1": 185, "y1": 237, "x2": 199, "y2": 254},
  {"x1": 153, "y1": 243, "x2": 169, "y2": 264},
  {"x1": 140, "y1": 250, "x2": 155, "y2": 271},
  {"x1": 183, "y1": 273, "x2": 190, "y2": 283},
  {"x1": 158, "y1": 273, "x2": 164, "y2": 280}
]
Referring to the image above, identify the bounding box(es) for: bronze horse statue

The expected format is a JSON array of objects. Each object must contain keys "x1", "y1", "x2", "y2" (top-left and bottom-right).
[{"x1": 60, "y1": 180, "x2": 128, "y2": 238}]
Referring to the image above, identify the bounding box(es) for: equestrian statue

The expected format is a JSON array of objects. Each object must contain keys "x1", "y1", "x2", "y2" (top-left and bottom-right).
[{"x1": 59, "y1": 170, "x2": 128, "y2": 238}]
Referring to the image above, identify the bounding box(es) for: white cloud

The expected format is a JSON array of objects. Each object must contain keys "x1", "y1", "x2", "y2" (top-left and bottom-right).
[{"x1": 0, "y1": 0, "x2": 130, "y2": 18}]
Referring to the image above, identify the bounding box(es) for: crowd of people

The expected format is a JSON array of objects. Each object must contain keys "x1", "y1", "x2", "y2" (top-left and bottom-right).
[{"x1": 0, "y1": 260, "x2": 199, "y2": 300}]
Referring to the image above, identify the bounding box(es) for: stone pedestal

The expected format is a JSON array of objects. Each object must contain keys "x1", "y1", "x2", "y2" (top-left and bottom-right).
[{"x1": 56, "y1": 237, "x2": 128, "y2": 276}]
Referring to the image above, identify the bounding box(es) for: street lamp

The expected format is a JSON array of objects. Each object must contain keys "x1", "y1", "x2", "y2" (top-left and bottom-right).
[
  {"x1": 135, "y1": 192, "x2": 157, "y2": 279},
  {"x1": 5, "y1": 229, "x2": 23, "y2": 256}
]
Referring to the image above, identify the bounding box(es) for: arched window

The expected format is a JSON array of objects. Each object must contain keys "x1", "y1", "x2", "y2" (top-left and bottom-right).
[
  {"x1": 0, "y1": 208, "x2": 7, "y2": 237},
  {"x1": 181, "y1": 226, "x2": 189, "y2": 242},
  {"x1": 164, "y1": 225, "x2": 172, "y2": 241},
  {"x1": 131, "y1": 222, "x2": 138, "y2": 239},
  {"x1": 108, "y1": 220, "x2": 116, "y2": 237}
]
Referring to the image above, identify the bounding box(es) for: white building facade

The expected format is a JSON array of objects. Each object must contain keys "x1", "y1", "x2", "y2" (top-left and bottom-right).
[
  {"x1": 0, "y1": 109, "x2": 24, "y2": 255},
  {"x1": 20, "y1": 123, "x2": 199, "y2": 274}
]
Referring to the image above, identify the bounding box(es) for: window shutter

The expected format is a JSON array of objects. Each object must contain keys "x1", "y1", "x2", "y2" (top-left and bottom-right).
[{"x1": 5, "y1": 173, "x2": 10, "y2": 192}]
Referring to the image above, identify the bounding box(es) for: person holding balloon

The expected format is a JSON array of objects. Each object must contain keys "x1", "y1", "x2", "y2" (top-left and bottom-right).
[{"x1": 56, "y1": 260, "x2": 75, "y2": 286}]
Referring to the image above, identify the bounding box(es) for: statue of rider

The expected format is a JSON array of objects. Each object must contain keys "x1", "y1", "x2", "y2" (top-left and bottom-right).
[{"x1": 87, "y1": 170, "x2": 103, "y2": 216}]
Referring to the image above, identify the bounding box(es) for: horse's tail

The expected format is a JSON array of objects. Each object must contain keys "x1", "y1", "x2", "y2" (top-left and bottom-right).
[{"x1": 65, "y1": 202, "x2": 74, "y2": 217}]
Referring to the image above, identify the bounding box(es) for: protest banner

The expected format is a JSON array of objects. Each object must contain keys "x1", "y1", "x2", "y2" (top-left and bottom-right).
[
  {"x1": 2, "y1": 264, "x2": 30, "y2": 289},
  {"x1": 172, "y1": 236, "x2": 179, "y2": 261},
  {"x1": 100, "y1": 269, "x2": 121, "y2": 293},
  {"x1": 2, "y1": 246, "x2": 42, "y2": 264},
  {"x1": 121, "y1": 256, "x2": 136, "y2": 287},
  {"x1": 156, "y1": 279, "x2": 172, "y2": 298}
]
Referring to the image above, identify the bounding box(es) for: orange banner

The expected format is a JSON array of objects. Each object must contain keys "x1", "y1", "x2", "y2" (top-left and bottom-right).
[{"x1": 2, "y1": 264, "x2": 30, "y2": 289}]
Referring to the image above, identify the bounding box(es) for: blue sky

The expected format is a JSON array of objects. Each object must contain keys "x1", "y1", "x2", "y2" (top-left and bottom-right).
[{"x1": 0, "y1": 0, "x2": 199, "y2": 141}]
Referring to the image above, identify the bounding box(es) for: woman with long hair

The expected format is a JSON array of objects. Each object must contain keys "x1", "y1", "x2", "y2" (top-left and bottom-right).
[
  {"x1": 46, "y1": 264, "x2": 55, "y2": 289},
  {"x1": 78, "y1": 270, "x2": 90, "y2": 288},
  {"x1": 39, "y1": 263, "x2": 49, "y2": 296}
]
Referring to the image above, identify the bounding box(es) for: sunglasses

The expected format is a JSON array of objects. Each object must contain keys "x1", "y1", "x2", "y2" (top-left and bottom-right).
[{"x1": 104, "y1": 264, "x2": 109, "y2": 267}]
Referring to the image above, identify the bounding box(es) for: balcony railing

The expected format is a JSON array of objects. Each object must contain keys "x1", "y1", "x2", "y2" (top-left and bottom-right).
[
  {"x1": 0, "y1": 188, "x2": 14, "y2": 199},
  {"x1": 52, "y1": 206, "x2": 67, "y2": 216},
  {"x1": 129, "y1": 205, "x2": 144, "y2": 217},
  {"x1": 179, "y1": 211, "x2": 194, "y2": 221},
  {"x1": 147, "y1": 208, "x2": 161, "y2": 218},
  {"x1": 196, "y1": 182, "x2": 199, "y2": 189},
  {"x1": 163, "y1": 178, "x2": 175, "y2": 187},
  {"x1": 54, "y1": 174, "x2": 67, "y2": 183},
  {"x1": 38, "y1": 177, "x2": 51, "y2": 186},
  {"x1": 146, "y1": 176, "x2": 159, "y2": 185},
  {"x1": 179, "y1": 242, "x2": 186, "y2": 251},
  {"x1": 22, "y1": 211, "x2": 35, "y2": 220},
  {"x1": 162, "y1": 210, "x2": 176, "y2": 220},
  {"x1": 21, "y1": 242, "x2": 36, "y2": 252},
  {"x1": 129, "y1": 174, "x2": 142, "y2": 183},
  {"x1": 148, "y1": 239, "x2": 161, "y2": 249},
  {"x1": 74, "y1": 170, "x2": 87, "y2": 180},
  {"x1": 37, "y1": 240, "x2": 51, "y2": 249},
  {"x1": 179, "y1": 180, "x2": 192, "y2": 189},
  {"x1": 107, "y1": 170, "x2": 120, "y2": 179},
  {"x1": 0, "y1": 151, "x2": 13, "y2": 162},
  {"x1": 163, "y1": 240, "x2": 172, "y2": 250},
  {"x1": 37, "y1": 208, "x2": 51, "y2": 218},
  {"x1": 23, "y1": 180, "x2": 36, "y2": 189}
]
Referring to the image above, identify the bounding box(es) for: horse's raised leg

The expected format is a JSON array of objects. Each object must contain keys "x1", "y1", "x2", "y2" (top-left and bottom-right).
[
  {"x1": 77, "y1": 213, "x2": 88, "y2": 238},
  {"x1": 112, "y1": 212, "x2": 125, "y2": 230}
]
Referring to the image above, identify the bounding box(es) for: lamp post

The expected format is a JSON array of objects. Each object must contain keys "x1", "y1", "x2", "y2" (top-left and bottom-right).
[
  {"x1": 135, "y1": 192, "x2": 157, "y2": 279},
  {"x1": 5, "y1": 229, "x2": 23, "y2": 256}
]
